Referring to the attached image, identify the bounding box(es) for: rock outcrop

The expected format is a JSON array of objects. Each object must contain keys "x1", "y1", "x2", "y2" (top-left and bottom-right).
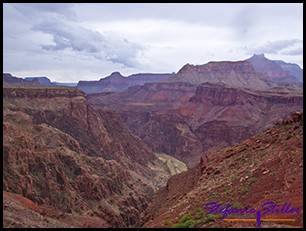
[
  {"x1": 170, "y1": 60, "x2": 272, "y2": 90},
  {"x1": 247, "y1": 54, "x2": 302, "y2": 85},
  {"x1": 144, "y1": 111, "x2": 303, "y2": 228},
  {"x1": 3, "y1": 73, "x2": 40, "y2": 85},
  {"x1": 24, "y1": 77, "x2": 55, "y2": 86},
  {"x1": 3, "y1": 73, "x2": 74, "y2": 87},
  {"x1": 275, "y1": 60, "x2": 303, "y2": 83},
  {"x1": 88, "y1": 82, "x2": 303, "y2": 166},
  {"x1": 3, "y1": 86, "x2": 170, "y2": 228}
]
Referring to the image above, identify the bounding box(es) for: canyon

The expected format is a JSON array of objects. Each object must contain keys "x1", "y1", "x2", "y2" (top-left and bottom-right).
[
  {"x1": 3, "y1": 85, "x2": 171, "y2": 228},
  {"x1": 88, "y1": 80, "x2": 302, "y2": 167},
  {"x1": 3, "y1": 54, "x2": 303, "y2": 228}
]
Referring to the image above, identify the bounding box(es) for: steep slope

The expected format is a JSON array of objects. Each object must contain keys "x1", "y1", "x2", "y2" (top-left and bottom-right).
[
  {"x1": 247, "y1": 54, "x2": 302, "y2": 85},
  {"x1": 275, "y1": 60, "x2": 303, "y2": 83},
  {"x1": 3, "y1": 191, "x2": 110, "y2": 228},
  {"x1": 3, "y1": 85, "x2": 170, "y2": 228},
  {"x1": 169, "y1": 60, "x2": 272, "y2": 90},
  {"x1": 144, "y1": 111, "x2": 303, "y2": 228},
  {"x1": 88, "y1": 82, "x2": 303, "y2": 166},
  {"x1": 77, "y1": 71, "x2": 173, "y2": 94}
]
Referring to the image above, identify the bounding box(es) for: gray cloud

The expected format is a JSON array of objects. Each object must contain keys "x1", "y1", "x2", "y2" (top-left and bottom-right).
[
  {"x1": 32, "y1": 19, "x2": 106, "y2": 53},
  {"x1": 74, "y1": 3, "x2": 236, "y2": 26},
  {"x1": 244, "y1": 39, "x2": 302, "y2": 55},
  {"x1": 11, "y1": 3, "x2": 144, "y2": 68},
  {"x1": 229, "y1": 5, "x2": 256, "y2": 39},
  {"x1": 12, "y1": 3, "x2": 77, "y2": 20},
  {"x1": 31, "y1": 16, "x2": 144, "y2": 67},
  {"x1": 280, "y1": 46, "x2": 303, "y2": 56}
]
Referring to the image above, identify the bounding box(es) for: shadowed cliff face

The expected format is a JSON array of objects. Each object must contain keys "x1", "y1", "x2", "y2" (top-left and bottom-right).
[
  {"x1": 144, "y1": 112, "x2": 303, "y2": 228},
  {"x1": 3, "y1": 86, "x2": 170, "y2": 228},
  {"x1": 88, "y1": 82, "x2": 303, "y2": 167}
]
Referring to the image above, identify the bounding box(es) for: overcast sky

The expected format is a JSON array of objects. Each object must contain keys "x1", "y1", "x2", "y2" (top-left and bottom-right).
[{"x1": 3, "y1": 3, "x2": 303, "y2": 82}]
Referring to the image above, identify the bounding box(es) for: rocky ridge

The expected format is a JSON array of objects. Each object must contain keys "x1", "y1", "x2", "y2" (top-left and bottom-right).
[
  {"x1": 88, "y1": 81, "x2": 303, "y2": 166},
  {"x1": 77, "y1": 72, "x2": 173, "y2": 94},
  {"x1": 170, "y1": 60, "x2": 272, "y2": 90},
  {"x1": 3, "y1": 86, "x2": 170, "y2": 228},
  {"x1": 144, "y1": 111, "x2": 303, "y2": 228},
  {"x1": 247, "y1": 54, "x2": 302, "y2": 84}
]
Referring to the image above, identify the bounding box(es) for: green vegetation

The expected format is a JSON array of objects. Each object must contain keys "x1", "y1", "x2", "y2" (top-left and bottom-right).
[
  {"x1": 235, "y1": 157, "x2": 242, "y2": 162},
  {"x1": 172, "y1": 213, "x2": 196, "y2": 228},
  {"x1": 172, "y1": 220, "x2": 196, "y2": 228},
  {"x1": 284, "y1": 124, "x2": 292, "y2": 130},
  {"x1": 242, "y1": 187, "x2": 249, "y2": 194},
  {"x1": 205, "y1": 214, "x2": 216, "y2": 221},
  {"x1": 224, "y1": 188, "x2": 230, "y2": 195},
  {"x1": 249, "y1": 178, "x2": 256, "y2": 185},
  {"x1": 172, "y1": 210, "x2": 218, "y2": 228},
  {"x1": 210, "y1": 192, "x2": 219, "y2": 200},
  {"x1": 180, "y1": 214, "x2": 192, "y2": 223},
  {"x1": 195, "y1": 210, "x2": 203, "y2": 219},
  {"x1": 232, "y1": 202, "x2": 241, "y2": 208},
  {"x1": 275, "y1": 123, "x2": 282, "y2": 128},
  {"x1": 259, "y1": 151, "x2": 268, "y2": 157},
  {"x1": 163, "y1": 218, "x2": 170, "y2": 225}
]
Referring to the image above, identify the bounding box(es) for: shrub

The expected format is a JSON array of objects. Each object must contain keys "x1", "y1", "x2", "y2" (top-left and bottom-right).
[
  {"x1": 249, "y1": 178, "x2": 256, "y2": 185},
  {"x1": 195, "y1": 210, "x2": 203, "y2": 219},
  {"x1": 205, "y1": 214, "x2": 216, "y2": 221},
  {"x1": 172, "y1": 219, "x2": 196, "y2": 228},
  {"x1": 232, "y1": 202, "x2": 241, "y2": 208},
  {"x1": 242, "y1": 187, "x2": 249, "y2": 194},
  {"x1": 163, "y1": 219, "x2": 170, "y2": 225},
  {"x1": 172, "y1": 223, "x2": 190, "y2": 228},
  {"x1": 180, "y1": 214, "x2": 191, "y2": 223},
  {"x1": 235, "y1": 157, "x2": 242, "y2": 162},
  {"x1": 224, "y1": 188, "x2": 230, "y2": 195}
]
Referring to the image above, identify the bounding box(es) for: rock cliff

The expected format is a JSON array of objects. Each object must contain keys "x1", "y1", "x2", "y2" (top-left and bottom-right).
[
  {"x1": 170, "y1": 61, "x2": 272, "y2": 90},
  {"x1": 3, "y1": 86, "x2": 170, "y2": 228},
  {"x1": 89, "y1": 82, "x2": 303, "y2": 166},
  {"x1": 144, "y1": 111, "x2": 303, "y2": 228}
]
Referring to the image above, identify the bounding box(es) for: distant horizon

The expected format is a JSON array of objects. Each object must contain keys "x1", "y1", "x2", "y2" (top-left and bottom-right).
[{"x1": 4, "y1": 53, "x2": 303, "y2": 83}]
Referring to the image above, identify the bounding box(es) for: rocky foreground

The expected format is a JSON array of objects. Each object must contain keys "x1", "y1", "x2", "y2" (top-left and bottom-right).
[{"x1": 144, "y1": 111, "x2": 303, "y2": 228}]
